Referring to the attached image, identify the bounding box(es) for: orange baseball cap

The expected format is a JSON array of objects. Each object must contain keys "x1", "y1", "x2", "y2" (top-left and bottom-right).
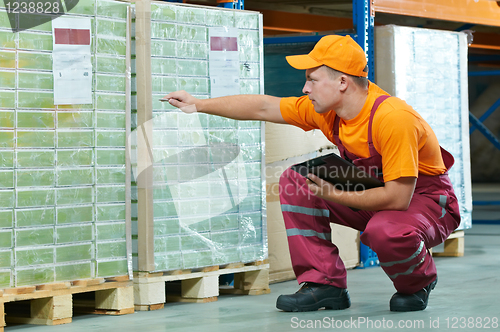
[{"x1": 286, "y1": 35, "x2": 368, "y2": 77}]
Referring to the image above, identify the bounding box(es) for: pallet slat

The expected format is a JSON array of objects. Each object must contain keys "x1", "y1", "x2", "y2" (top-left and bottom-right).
[
  {"x1": 1, "y1": 276, "x2": 134, "y2": 330},
  {"x1": 134, "y1": 261, "x2": 271, "y2": 311}
]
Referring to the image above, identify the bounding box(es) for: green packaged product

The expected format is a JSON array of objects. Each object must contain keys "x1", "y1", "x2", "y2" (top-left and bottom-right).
[
  {"x1": 0, "y1": 50, "x2": 15, "y2": 69},
  {"x1": 96, "y1": 55, "x2": 126, "y2": 74},
  {"x1": 96, "y1": 203, "x2": 125, "y2": 222},
  {"x1": 57, "y1": 168, "x2": 94, "y2": 186},
  {"x1": 97, "y1": 259, "x2": 127, "y2": 277},
  {"x1": 56, "y1": 224, "x2": 92, "y2": 243},
  {"x1": 17, "y1": 72, "x2": 54, "y2": 90},
  {"x1": 56, "y1": 187, "x2": 93, "y2": 205},
  {"x1": 15, "y1": 247, "x2": 54, "y2": 266},
  {"x1": 0, "y1": 209, "x2": 12, "y2": 227},
  {"x1": 57, "y1": 112, "x2": 93, "y2": 128},
  {"x1": 57, "y1": 149, "x2": 93, "y2": 167},
  {"x1": 0, "y1": 30, "x2": 16, "y2": 49},
  {"x1": 95, "y1": 149, "x2": 125, "y2": 165},
  {"x1": 57, "y1": 205, "x2": 93, "y2": 224},
  {"x1": 17, "y1": 52, "x2": 52, "y2": 70},
  {"x1": 56, "y1": 244, "x2": 92, "y2": 263},
  {"x1": 0, "y1": 230, "x2": 12, "y2": 248},
  {"x1": 17, "y1": 188, "x2": 55, "y2": 207},
  {"x1": 16, "y1": 150, "x2": 55, "y2": 167},
  {"x1": 96, "y1": 112, "x2": 126, "y2": 128},
  {"x1": 17, "y1": 91, "x2": 54, "y2": 109},
  {"x1": 96, "y1": 0, "x2": 128, "y2": 19},
  {"x1": 0, "y1": 250, "x2": 11, "y2": 268},
  {"x1": 57, "y1": 131, "x2": 93, "y2": 148},
  {"x1": 96, "y1": 185, "x2": 126, "y2": 203},
  {"x1": 96, "y1": 167, "x2": 126, "y2": 184},
  {"x1": 18, "y1": 32, "x2": 53, "y2": 51},
  {"x1": 97, "y1": 241, "x2": 126, "y2": 259},
  {"x1": 97, "y1": 19, "x2": 127, "y2": 38},
  {"x1": 17, "y1": 111, "x2": 55, "y2": 128},
  {"x1": 96, "y1": 74, "x2": 126, "y2": 92},
  {"x1": 0, "y1": 111, "x2": 14, "y2": 128},
  {"x1": 0, "y1": 170, "x2": 13, "y2": 188},
  {"x1": 15, "y1": 227, "x2": 53, "y2": 246},
  {"x1": 96, "y1": 37, "x2": 126, "y2": 56},
  {"x1": 16, "y1": 208, "x2": 55, "y2": 227},
  {"x1": 0, "y1": 90, "x2": 15, "y2": 108},
  {"x1": 96, "y1": 130, "x2": 125, "y2": 147},
  {"x1": 0, "y1": 70, "x2": 15, "y2": 88},
  {"x1": 55, "y1": 262, "x2": 92, "y2": 281},
  {"x1": 96, "y1": 93, "x2": 126, "y2": 110},
  {"x1": 150, "y1": 40, "x2": 176, "y2": 57},
  {"x1": 96, "y1": 222, "x2": 126, "y2": 241},
  {"x1": 16, "y1": 169, "x2": 55, "y2": 187},
  {"x1": 16, "y1": 267, "x2": 54, "y2": 286}
]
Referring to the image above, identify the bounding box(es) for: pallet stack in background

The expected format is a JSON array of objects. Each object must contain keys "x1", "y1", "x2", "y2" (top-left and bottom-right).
[
  {"x1": 0, "y1": 0, "x2": 134, "y2": 327},
  {"x1": 375, "y1": 26, "x2": 472, "y2": 256},
  {"x1": 131, "y1": 0, "x2": 269, "y2": 309},
  {"x1": 375, "y1": 26, "x2": 472, "y2": 232}
]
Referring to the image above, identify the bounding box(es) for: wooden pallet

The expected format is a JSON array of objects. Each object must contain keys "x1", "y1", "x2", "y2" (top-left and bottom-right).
[
  {"x1": 432, "y1": 230, "x2": 465, "y2": 257},
  {"x1": 133, "y1": 260, "x2": 271, "y2": 311},
  {"x1": 0, "y1": 276, "x2": 134, "y2": 331}
]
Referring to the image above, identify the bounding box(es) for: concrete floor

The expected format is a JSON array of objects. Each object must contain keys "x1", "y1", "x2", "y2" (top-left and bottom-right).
[{"x1": 6, "y1": 224, "x2": 500, "y2": 332}]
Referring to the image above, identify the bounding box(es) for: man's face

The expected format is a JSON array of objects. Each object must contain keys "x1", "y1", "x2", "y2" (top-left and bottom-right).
[{"x1": 302, "y1": 66, "x2": 339, "y2": 114}]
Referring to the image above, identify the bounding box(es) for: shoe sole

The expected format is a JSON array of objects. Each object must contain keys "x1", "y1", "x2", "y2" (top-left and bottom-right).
[{"x1": 276, "y1": 292, "x2": 351, "y2": 312}]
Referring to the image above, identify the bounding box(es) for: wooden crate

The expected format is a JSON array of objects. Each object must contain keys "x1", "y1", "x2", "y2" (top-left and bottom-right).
[
  {"x1": 432, "y1": 230, "x2": 465, "y2": 257},
  {"x1": 0, "y1": 276, "x2": 134, "y2": 331},
  {"x1": 133, "y1": 261, "x2": 271, "y2": 311}
]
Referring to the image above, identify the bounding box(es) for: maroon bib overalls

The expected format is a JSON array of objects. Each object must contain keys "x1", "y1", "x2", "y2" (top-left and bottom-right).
[{"x1": 279, "y1": 96, "x2": 461, "y2": 294}]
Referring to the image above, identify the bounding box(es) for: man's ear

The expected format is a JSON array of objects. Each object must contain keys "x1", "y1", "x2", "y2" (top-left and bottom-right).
[{"x1": 339, "y1": 75, "x2": 349, "y2": 92}]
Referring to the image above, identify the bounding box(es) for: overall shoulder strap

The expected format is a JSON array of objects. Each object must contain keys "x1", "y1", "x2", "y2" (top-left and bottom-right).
[{"x1": 367, "y1": 95, "x2": 391, "y2": 152}]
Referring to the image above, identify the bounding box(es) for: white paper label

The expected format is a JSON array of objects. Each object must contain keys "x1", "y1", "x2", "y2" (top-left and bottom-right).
[
  {"x1": 52, "y1": 17, "x2": 92, "y2": 105},
  {"x1": 209, "y1": 27, "x2": 240, "y2": 98}
]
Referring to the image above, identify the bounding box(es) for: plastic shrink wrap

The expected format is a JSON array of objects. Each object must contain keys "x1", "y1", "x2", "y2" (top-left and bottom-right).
[
  {"x1": 131, "y1": 2, "x2": 267, "y2": 272},
  {"x1": 375, "y1": 25, "x2": 472, "y2": 230},
  {"x1": 0, "y1": 0, "x2": 131, "y2": 288}
]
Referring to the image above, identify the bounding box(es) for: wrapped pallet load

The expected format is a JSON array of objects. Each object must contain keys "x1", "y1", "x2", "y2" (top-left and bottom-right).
[
  {"x1": 131, "y1": 1, "x2": 269, "y2": 309},
  {"x1": 375, "y1": 25, "x2": 472, "y2": 256},
  {"x1": 0, "y1": 0, "x2": 134, "y2": 327}
]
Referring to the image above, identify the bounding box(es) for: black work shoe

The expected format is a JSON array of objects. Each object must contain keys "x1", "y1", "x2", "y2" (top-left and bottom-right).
[
  {"x1": 276, "y1": 282, "x2": 351, "y2": 312},
  {"x1": 390, "y1": 278, "x2": 438, "y2": 312}
]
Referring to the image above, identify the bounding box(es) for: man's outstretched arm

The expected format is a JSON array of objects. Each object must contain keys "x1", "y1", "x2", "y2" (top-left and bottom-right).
[{"x1": 161, "y1": 90, "x2": 287, "y2": 124}]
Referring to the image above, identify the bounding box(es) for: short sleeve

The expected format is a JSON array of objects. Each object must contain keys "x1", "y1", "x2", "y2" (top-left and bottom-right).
[
  {"x1": 280, "y1": 96, "x2": 320, "y2": 132},
  {"x1": 374, "y1": 110, "x2": 425, "y2": 182}
]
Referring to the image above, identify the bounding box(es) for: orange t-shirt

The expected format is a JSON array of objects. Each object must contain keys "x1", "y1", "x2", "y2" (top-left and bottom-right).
[{"x1": 279, "y1": 82, "x2": 446, "y2": 182}]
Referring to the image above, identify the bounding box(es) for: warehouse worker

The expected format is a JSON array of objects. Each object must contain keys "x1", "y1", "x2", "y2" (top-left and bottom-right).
[{"x1": 161, "y1": 35, "x2": 461, "y2": 312}]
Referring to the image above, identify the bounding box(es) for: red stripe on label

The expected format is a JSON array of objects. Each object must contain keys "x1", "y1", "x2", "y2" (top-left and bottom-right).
[
  {"x1": 210, "y1": 36, "x2": 238, "y2": 51},
  {"x1": 54, "y1": 28, "x2": 91, "y2": 45}
]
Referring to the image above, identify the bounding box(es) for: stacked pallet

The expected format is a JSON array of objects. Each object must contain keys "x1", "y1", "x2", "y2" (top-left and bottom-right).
[
  {"x1": 131, "y1": 0, "x2": 269, "y2": 308},
  {"x1": 0, "y1": 0, "x2": 134, "y2": 329}
]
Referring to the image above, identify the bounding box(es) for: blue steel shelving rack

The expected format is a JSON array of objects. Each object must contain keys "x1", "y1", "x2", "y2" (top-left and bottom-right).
[{"x1": 352, "y1": 0, "x2": 380, "y2": 268}]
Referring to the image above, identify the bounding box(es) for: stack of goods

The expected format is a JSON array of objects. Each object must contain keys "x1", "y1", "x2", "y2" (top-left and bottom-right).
[
  {"x1": 0, "y1": 0, "x2": 130, "y2": 288},
  {"x1": 376, "y1": 25, "x2": 472, "y2": 229},
  {"x1": 131, "y1": 2, "x2": 267, "y2": 272}
]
